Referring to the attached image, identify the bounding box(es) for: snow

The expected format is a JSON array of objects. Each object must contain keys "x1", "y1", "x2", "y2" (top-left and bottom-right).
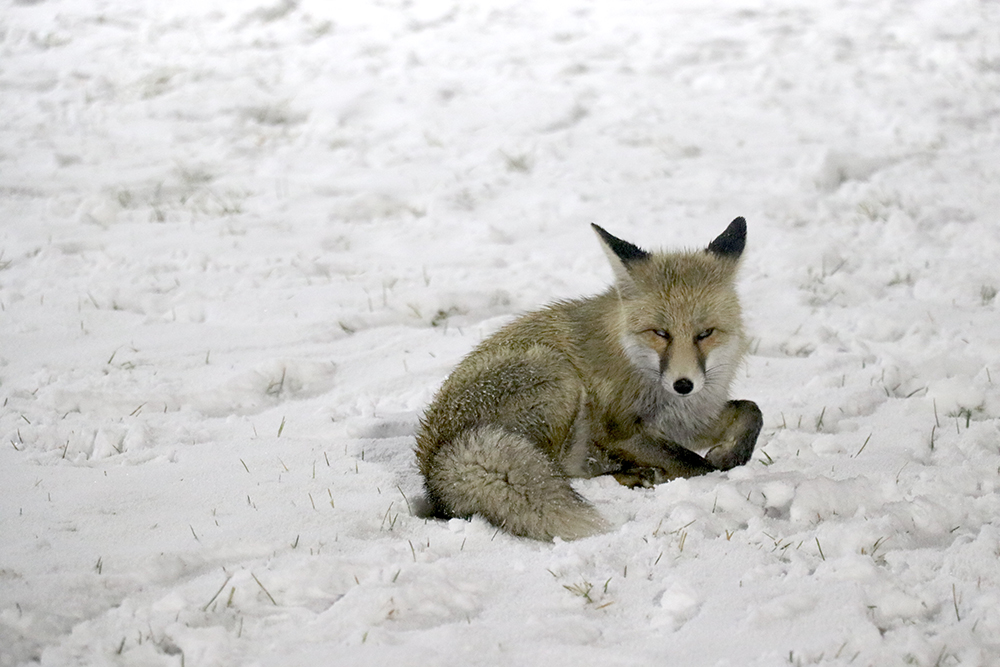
[{"x1": 2, "y1": 0, "x2": 999, "y2": 664}]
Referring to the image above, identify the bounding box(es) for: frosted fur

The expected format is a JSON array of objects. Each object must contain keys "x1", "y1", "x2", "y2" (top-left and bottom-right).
[{"x1": 416, "y1": 221, "x2": 762, "y2": 540}]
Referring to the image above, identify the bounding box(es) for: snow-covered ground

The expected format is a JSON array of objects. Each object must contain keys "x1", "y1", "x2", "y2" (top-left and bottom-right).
[{"x1": 2, "y1": 0, "x2": 1000, "y2": 664}]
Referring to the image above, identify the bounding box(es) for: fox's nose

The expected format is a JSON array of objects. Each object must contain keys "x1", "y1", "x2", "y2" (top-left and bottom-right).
[{"x1": 673, "y1": 378, "x2": 694, "y2": 395}]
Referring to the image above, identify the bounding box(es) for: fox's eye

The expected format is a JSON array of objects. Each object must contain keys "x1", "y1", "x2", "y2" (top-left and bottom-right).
[
  {"x1": 696, "y1": 328, "x2": 715, "y2": 341},
  {"x1": 652, "y1": 329, "x2": 671, "y2": 340}
]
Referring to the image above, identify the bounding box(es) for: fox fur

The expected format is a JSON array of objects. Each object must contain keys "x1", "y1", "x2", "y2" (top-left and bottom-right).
[{"x1": 415, "y1": 218, "x2": 762, "y2": 541}]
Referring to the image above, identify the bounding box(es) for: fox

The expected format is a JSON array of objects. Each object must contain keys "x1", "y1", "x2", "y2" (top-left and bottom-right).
[{"x1": 414, "y1": 218, "x2": 762, "y2": 541}]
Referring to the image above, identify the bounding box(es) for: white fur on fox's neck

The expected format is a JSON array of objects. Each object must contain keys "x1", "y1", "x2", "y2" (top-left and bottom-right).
[{"x1": 619, "y1": 330, "x2": 743, "y2": 448}]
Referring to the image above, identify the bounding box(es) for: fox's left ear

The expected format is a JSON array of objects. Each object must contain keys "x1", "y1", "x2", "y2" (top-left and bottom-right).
[
  {"x1": 592, "y1": 224, "x2": 649, "y2": 289},
  {"x1": 706, "y1": 217, "x2": 747, "y2": 259}
]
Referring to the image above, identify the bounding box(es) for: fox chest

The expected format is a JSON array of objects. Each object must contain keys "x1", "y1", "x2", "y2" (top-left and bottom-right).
[{"x1": 599, "y1": 413, "x2": 643, "y2": 441}]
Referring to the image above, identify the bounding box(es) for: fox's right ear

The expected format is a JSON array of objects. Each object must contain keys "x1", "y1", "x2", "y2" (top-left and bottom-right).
[
  {"x1": 592, "y1": 224, "x2": 649, "y2": 289},
  {"x1": 706, "y1": 217, "x2": 747, "y2": 259}
]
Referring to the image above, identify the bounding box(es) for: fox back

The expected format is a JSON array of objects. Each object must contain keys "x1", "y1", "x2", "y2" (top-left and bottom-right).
[{"x1": 415, "y1": 218, "x2": 759, "y2": 541}]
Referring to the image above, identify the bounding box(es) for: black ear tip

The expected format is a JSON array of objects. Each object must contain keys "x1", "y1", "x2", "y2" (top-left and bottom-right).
[
  {"x1": 707, "y1": 217, "x2": 747, "y2": 258},
  {"x1": 591, "y1": 223, "x2": 614, "y2": 249},
  {"x1": 593, "y1": 224, "x2": 650, "y2": 264}
]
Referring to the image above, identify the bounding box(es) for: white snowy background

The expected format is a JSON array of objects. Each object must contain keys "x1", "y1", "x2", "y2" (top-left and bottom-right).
[{"x1": 2, "y1": 0, "x2": 999, "y2": 665}]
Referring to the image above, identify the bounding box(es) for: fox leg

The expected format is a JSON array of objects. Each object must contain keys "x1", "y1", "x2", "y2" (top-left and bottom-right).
[
  {"x1": 605, "y1": 438, "x2": 717, "y2": 488},
  {"x1": 702, "y1": 399, "x2": 763, "y2": 470},
  {"x1": 607, "y1": 400, "x2": 762, "y2": 487},
  {"x1": 613, "y1": 465, "x2": 704, "y2": 488}
]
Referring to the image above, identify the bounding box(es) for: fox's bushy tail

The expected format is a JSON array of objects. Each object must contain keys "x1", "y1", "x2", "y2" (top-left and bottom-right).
[{"x1": 424, "y1": 427, "x2": 607, "y2": 541}]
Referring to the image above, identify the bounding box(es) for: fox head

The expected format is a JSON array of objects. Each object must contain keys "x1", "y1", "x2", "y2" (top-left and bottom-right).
[{"x1": 593, "y1": 218, "x2": 748, "y2": 398}]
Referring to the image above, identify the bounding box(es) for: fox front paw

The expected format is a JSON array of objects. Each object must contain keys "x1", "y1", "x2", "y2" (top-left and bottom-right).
[
  {"x1": 612, "y1": 458, "x2": 716, "y2": 487},
  {"x1": 705, "y1": 399, "x2": 763, "y2": 470},
  {"x1": 613, "y1": 468, "x2": 660, "y2": 488}
]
